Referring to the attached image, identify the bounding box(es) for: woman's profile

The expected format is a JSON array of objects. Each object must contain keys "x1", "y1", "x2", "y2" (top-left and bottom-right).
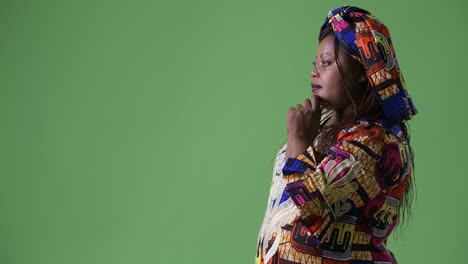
[{"x1": 255, "y1": 6, "x2": 417, "y2": 264}]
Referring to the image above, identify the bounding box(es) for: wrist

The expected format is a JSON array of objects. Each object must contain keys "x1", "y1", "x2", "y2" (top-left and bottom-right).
[{"x1": 286, "y1": 136, "x2": 309, "y2": 159}]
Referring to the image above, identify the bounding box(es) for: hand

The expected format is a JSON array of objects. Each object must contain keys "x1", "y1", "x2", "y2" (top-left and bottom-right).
[{"x1": 285, "y1": 96, "x2": 323, "y2": 158}]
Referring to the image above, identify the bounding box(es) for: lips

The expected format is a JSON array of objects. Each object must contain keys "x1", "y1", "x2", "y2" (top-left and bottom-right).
[{"x1": 311, "y1": 83, "x2": 322, "y2": 93}]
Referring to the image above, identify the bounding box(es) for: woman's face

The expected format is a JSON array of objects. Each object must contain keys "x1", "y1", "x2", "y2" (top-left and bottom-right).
[{"x1": 311, "y1": 34, "x2": 362, "y2": 114}]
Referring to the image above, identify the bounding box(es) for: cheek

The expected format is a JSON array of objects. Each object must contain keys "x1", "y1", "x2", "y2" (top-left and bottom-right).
[
  {"x1": 327, "y1": 80, "x2": 351, "y2": 106},
  {"x1": 326, "y1": 76, "x2": 344, "y2": 99},
  {"x1": 324, "y1": 68, "x2": 341, "y2": 89}
]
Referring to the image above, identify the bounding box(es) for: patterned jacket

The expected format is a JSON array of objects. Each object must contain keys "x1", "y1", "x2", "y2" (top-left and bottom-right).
[{"x1": 256, "y1": 115, "x2": 412, "y2": 264}]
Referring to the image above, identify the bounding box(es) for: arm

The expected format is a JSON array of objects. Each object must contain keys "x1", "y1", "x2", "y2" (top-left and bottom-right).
[{"x1": 282, "y1": 126, "x2": 403, "y2": 243}]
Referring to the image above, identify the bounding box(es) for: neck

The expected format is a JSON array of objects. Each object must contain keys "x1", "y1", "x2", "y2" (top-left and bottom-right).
[{"x1": 334, "y1": 104, "x2": 356, "y2": 121}]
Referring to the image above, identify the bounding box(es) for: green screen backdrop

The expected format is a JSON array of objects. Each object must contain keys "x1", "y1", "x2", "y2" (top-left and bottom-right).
[{"x1": 1, "y1": 0, "x2": 466, "y2": 263}]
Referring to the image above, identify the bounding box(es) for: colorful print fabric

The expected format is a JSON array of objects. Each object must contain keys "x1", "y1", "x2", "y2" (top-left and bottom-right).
[
  {"x1": 255, "y1": 118, "x2": 412, "y2": 264},
  {"x1": 320, "y1": 6, "x2": 417, "y2": 137}
]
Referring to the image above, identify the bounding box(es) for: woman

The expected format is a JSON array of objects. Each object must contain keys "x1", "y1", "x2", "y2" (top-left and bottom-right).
[{"x1": 255, "y1": 6, "x2": 417, "y2": 264}]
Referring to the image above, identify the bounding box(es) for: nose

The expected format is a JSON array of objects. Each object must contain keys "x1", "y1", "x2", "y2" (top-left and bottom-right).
[{"x1": 311, "y1": 67, "x2": 319, "y2": 78}]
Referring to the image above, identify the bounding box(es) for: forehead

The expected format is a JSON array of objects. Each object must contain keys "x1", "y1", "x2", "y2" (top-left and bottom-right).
[{"x1": 316, "y1": 35, "x2": 336, "y2": 57}]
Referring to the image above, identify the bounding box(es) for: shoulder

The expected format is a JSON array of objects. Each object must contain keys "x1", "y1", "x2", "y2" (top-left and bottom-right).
[
  {"x1": 326, "y1": 119, "x2": 412, "y2": 191},
  {"x1": 337, "y1": 119, "x2": 401, "y2": 143},
  {"x1": 335, "y1": 119, "x2": 404, "y2": 158}
]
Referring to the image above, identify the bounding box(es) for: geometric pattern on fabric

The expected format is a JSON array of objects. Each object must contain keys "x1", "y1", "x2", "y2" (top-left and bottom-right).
[{"x1": 256, "y1": 119, "x2": 412, "y2": 264}]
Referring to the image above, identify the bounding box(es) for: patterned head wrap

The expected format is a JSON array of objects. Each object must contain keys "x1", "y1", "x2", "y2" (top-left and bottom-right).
[{"x1": 320, "y1": 6, "x2": 417, "y2": 136}]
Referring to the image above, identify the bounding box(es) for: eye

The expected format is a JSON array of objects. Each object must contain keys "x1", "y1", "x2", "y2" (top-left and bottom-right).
[
  {"x1": 312, "y1": 60, "x2": 332, "y2": 69},
  {"x1": 321, "y1": 60, "x2": 331, "y2": 66}
]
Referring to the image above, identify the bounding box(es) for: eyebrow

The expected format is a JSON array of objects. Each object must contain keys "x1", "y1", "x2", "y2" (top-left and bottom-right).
[{"x1": 319, "y1": 53, "x2": 335, "y2": 59}]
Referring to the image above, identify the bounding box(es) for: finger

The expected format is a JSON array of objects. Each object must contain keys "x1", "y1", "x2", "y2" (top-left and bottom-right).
[
  {"x1": 296, "y1": 104, "x2": 303, "y2": 110},
  {"x1": 303, "y1": 99, "x2": 312, "y2": 109}
]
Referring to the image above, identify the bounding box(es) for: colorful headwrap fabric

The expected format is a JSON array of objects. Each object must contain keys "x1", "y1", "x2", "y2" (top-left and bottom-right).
[{"x1": 320, "y1": 6, "x2": 417, "y2": 137}]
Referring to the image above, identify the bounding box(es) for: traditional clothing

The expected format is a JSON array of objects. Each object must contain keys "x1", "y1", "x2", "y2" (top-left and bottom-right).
[
  {"x1": 255, "y1": 112, "x2": 411, "y2": 263},
  {"x1": 255, "y1": 6, "x2": 417, "y2": 264}
]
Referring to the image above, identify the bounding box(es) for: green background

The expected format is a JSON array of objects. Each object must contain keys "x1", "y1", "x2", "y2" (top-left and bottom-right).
[{"x1": 1, "y1": 0, "x2": 466, "y2": 263}]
